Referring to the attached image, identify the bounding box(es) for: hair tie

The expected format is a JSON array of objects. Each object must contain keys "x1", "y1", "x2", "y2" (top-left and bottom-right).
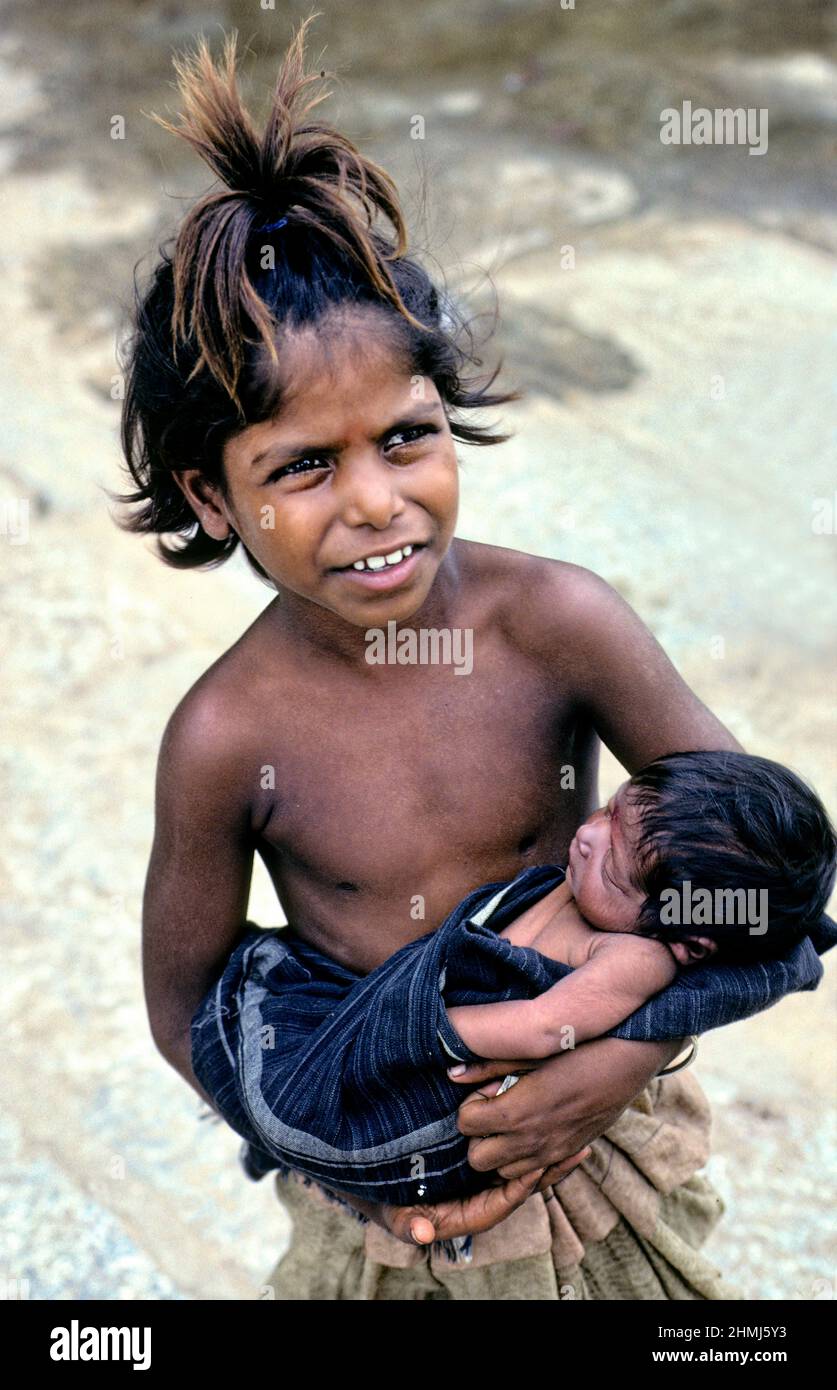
[{"x1": 261, "y1": 215, "x2": 288, "y2": 233}]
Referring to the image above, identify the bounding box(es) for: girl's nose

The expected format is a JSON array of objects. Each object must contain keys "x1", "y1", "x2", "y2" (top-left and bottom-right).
[{"x1": 337, "y1": 453, "x2": 405, "y2": 530}]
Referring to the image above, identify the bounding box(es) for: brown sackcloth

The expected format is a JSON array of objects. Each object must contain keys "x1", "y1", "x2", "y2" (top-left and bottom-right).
[{"x1": 262, "y1": 1069, "x2": 743, "y2": 1300}]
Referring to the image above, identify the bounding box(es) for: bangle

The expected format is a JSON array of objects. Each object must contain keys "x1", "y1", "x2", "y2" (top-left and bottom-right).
[{"x1": 656, "y1": 1035, "x2": 698, "y2": 1077}]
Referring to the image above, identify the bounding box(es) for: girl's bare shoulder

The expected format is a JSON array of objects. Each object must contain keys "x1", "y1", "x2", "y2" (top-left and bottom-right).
[
  {"x1": 459, "y1": 538, "x2": 613, "y2": 605},
  {"x1": 160, "y1": 599, "x2": 288, "y2": 759},
  {"x1": 458, "y1": 540, "x2": 622, "y2": 657}
]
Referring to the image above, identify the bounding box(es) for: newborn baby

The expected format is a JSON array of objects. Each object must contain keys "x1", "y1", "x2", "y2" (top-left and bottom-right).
[
  {"x1": 447, "y1": 749, "x2": 837, "y2": 1059},
  {"x1": 191, "y1": 748, "x2": 836, "y2": 1208}
]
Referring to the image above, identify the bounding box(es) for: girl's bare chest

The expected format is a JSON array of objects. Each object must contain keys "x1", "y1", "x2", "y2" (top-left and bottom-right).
[{"x1": 255, "y1": 668, "x2": 587, "y2": 872}]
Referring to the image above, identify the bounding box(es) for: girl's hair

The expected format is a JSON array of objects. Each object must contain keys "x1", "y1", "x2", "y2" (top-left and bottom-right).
[
  {"x1": 625, "y1": 750, "x2": 837, "y2": 962},
  {"x1": 113, "y1": 16, "x2": 522, "y2": 581}
]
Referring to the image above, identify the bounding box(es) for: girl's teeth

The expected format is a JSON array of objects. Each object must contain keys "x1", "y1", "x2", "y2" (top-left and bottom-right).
[{"x1": 351, "y1": 544, "x2": 414, "y2": 573}]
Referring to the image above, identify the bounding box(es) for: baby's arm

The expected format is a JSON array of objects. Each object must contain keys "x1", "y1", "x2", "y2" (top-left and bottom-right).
[{"x1": 446, "y1": 937, "x2": 678, "y2": 1060}]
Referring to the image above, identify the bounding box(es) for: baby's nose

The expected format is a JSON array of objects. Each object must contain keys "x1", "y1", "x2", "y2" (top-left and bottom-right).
[
  {"x1": 577, "y1": 811, "x2": 607, "y2": 850},
  {"x1": 575, "y1": 825, "x2": 594, "y2": 856}
]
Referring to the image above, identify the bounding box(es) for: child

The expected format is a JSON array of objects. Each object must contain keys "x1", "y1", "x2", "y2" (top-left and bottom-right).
[
  {"x1": 189, "y1": 747, "x2": 836, "y2": 1212},
  {"x1": 118, "y1": 22, "x2": 835, "y2": 1298}
]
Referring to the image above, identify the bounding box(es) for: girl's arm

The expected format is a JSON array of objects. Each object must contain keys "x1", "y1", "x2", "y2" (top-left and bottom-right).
[
  {"x1": 142, "y1": 685, "x2": 256, "y2": 1106},
  {"x1": 422, "y1": 565, "x2": 829, "y2": 1217},
  {"x1": 546, "y1": 564, "x2": 829, "y2": 1035},
  {"x1": 551, "y1": 563, "x2": 744, "y2": 771},
  {"x1": 401, "y1": 563, "x2": 830, "y2": 1239}
]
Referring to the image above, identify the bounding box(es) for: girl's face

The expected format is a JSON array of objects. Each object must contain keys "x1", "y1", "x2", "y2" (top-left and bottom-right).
[
  {"x1": 179, "y1": 310, "x2": 460, "y2": 632},
  {"x1": 565, "y1": 782, "x2": 646, "y2": 931}
]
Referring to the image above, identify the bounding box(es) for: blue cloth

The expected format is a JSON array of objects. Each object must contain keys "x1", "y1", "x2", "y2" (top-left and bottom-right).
[{"x1": 190, "y1": 865, "x2": 835, "y2": 1209}]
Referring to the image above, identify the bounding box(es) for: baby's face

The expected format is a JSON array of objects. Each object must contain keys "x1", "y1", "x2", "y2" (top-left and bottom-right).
[
  {"x1": 565, "y1": 781, "x2": 646, "y2": 932},
  {"x1": 567, "y1": 782, "x2": 718, "y2": 965}
]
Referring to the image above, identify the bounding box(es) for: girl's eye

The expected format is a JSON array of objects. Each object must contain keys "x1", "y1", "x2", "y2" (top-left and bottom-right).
[
  {"x1": 264, "y1": 425, "x2": 436, "y2": 486},
  {"x1": 386, "y1": 424, "x2": 437, "y2": 451},
  {"x1": 266, "y1": 456, "x2": 329, "y2": 484}
]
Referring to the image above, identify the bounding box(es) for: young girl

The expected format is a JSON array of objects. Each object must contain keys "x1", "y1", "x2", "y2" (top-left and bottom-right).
[{"x1": 117, "y1": 21, "x2": 833, "y2": 1299}]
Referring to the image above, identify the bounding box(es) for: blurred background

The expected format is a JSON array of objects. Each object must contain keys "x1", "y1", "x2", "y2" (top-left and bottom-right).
[{"x1": 1, "y1": 0, "x2": 835, "y2": 1299}]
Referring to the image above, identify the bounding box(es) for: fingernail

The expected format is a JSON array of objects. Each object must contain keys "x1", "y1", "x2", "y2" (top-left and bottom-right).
[{"x1": 448, "y1": 1064, "x2": 466, "y2": 1076}]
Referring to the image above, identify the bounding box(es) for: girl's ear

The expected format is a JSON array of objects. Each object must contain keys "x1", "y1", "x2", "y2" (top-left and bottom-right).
[{"x1": 173, "y1": 469, "x2": 233, "y2": 541}]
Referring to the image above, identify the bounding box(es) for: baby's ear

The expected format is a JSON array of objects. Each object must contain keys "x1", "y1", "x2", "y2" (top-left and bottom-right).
[
  {"x1": 686, "y1": 935, "x2": 718, "y2": 961},
  {"x1": 668, "y1": 936, "x2": 717, "y2": 966}
]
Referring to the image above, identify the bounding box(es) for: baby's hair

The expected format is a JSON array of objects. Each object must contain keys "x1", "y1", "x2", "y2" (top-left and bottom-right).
[
  {"x1": 625, "y1": 750, "x2": 837, "y2": 962},
  {"x1": 113, "y1": 15, "x2": 521, "y2": 580}
]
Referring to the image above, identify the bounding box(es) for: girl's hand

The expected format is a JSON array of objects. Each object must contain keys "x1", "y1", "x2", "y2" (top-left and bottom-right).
[
  {"x1": 363, "y1": 1076, "x2": 590, "y2": 1246},
  {"x1": 331, "y1": 1040, "x2": 679, "y2": 1245},
  {"x1": 450, "y1": 1035, "x2": 681, "y2": 1189},
  {"x1": 379, "y1": 1168, "x2": 549, "y2": 1247}
]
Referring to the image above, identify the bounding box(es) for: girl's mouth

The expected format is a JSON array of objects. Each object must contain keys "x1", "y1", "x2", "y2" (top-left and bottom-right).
[{"x1": 330, "y1": 543, "x2": 426, "y2": 591}]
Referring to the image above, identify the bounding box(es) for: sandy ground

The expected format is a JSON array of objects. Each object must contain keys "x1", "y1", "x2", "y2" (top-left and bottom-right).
[{"x1": 1, "y1": 1, "x2": 835, "y2": 1299}]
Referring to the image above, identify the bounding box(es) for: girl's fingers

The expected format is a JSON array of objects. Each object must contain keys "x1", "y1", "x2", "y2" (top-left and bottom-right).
[
  {"x1": 541, "y1": 1146, "x2": 594, "y2": 1186},
  {"x1": 448, "y1": 1060, "x2": 536, "y2": 1084},
  {"x1": 458, "y1": 1075, "x2": 517, "y2": 1102},
  {"x1": 382, "y1": 1205, "x2": 435, "y2": 1245},
  {"x1": 498, "y1": 1145, "x2": 593, "y2": 1182},
  {"x1": 431, "y1": 1171, "x2": 545, "y2": 1241},
  {"x1": 408, "y1": 1214, "x2": 436, "y2": 1245},
  {"x1": 464, "y1": 1129, "x2": 535, "y2": 1170},
  {"x1": 384, "y1": 1169, "x2": 546, "y2": 1245}
]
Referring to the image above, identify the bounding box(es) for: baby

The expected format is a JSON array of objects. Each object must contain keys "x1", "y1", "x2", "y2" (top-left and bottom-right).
[
  {"x1": 447, "y1": 748, "x2": 837, "y2": 1059},
  {"x1": 191, "y1": 748, "x2": 836, "y2": 1209}
]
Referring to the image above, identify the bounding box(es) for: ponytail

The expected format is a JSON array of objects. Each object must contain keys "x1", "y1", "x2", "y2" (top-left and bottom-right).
[
  {"x1": 152, "y1": 18, "x2": 428, "y2": 406},
  {"x1": 115, "y1": 15, "x2": 521, "y2": 574}
]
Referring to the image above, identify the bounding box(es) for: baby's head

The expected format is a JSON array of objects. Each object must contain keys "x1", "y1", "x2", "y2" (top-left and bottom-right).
[
  {"x1": 566, "y1": 750, "x2": 836, "y2": 965},
  {"x1": 115, "y1": 21, "x2": 519, "y2": 629}
]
